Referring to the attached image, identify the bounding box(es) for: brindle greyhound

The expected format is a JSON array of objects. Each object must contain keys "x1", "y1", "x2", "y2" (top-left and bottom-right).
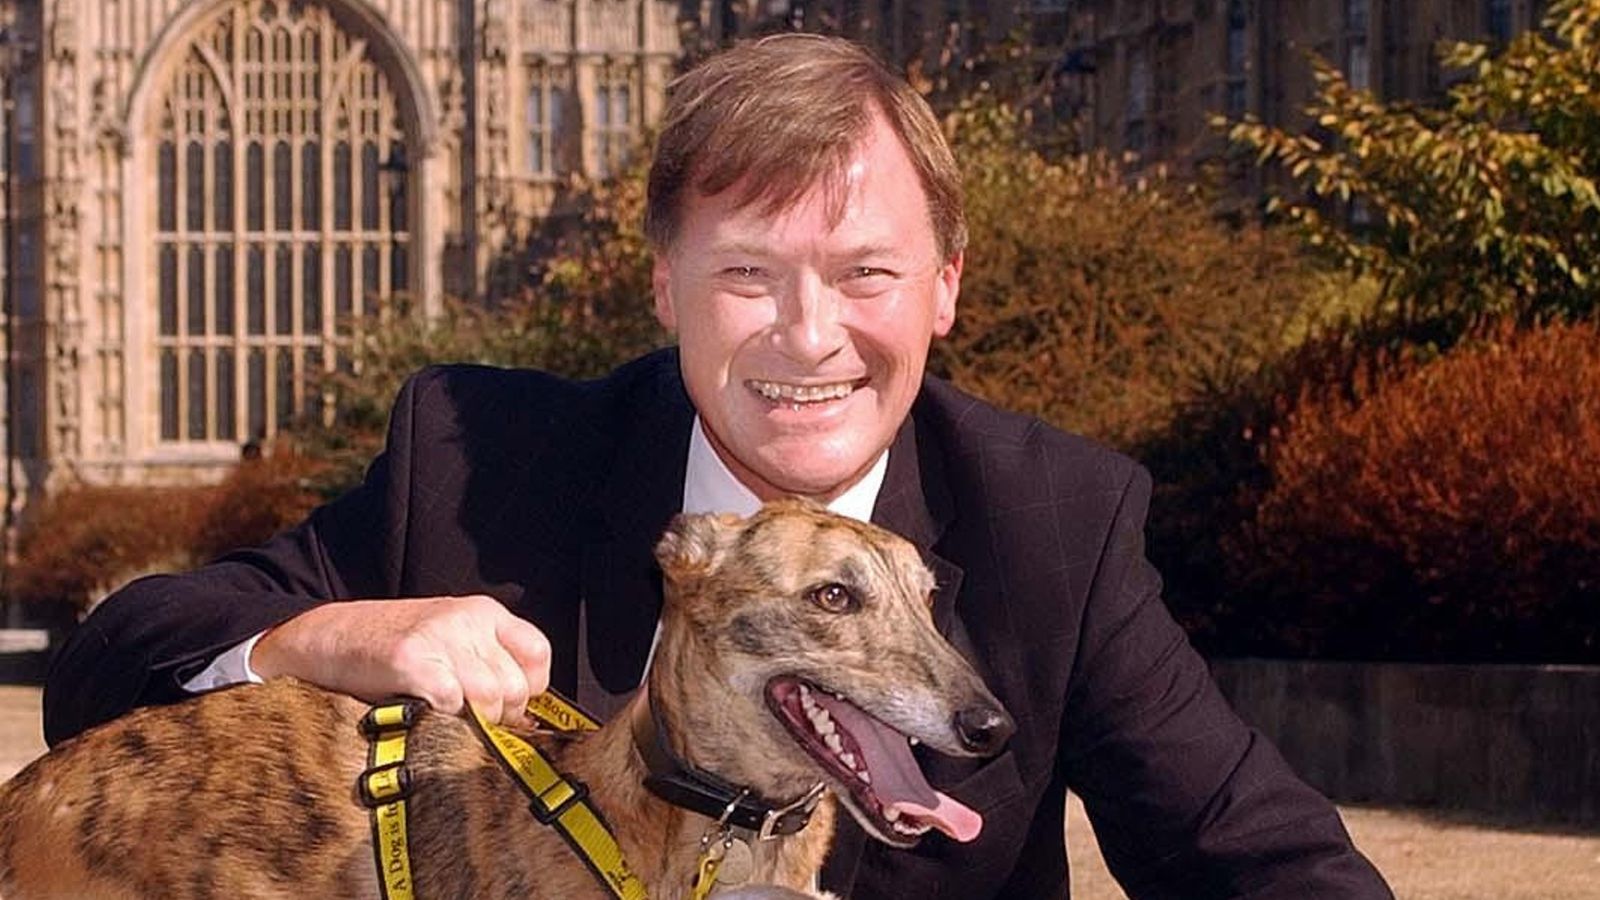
[{"x1": 0, "y1": 499, "x2": 1014, "y2": 899}]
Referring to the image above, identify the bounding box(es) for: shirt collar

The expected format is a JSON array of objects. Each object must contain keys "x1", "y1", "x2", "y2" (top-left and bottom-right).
[{"x1": 681, "y1": 416, "x2": 888, "y2": 523}]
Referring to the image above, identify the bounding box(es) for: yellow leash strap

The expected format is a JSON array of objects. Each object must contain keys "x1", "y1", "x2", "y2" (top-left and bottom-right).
[
  {"x1": 466, "y1": 702, "x2": 648, "y2": 900},
  {"x1": 358, "y1": 699, "x2": 426, "y2": 900},
  {"x1": 526, "y1": 689, "x2": 601, "y2": 733}
]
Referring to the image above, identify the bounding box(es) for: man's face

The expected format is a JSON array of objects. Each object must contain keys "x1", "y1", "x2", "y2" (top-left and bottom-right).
[{"x1": 652, "y1": 111, "x2": 961, "y2": 502}]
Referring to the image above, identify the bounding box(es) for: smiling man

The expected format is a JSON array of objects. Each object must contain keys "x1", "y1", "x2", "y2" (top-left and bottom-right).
[
  {"x1": 44, "y1": 34, "x2": 1391, "y2": 899},
  {"x1": 654, "y1": 106, "x2": 959, "y2": 503}
]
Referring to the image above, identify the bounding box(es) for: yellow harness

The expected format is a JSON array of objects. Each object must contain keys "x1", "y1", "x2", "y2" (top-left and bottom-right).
[
  {"x1": 357, "y1": 699, "x2": 424, "y2": 900},
  {"x1": 462, "y1": 698, "x2": 648, "y2": 900},
  {"x1": 358, "y1": 690, "x2": 789, "y2": 899},
  {"x1": 358, "y1": 692, "x2": 648, "y2": 900}
]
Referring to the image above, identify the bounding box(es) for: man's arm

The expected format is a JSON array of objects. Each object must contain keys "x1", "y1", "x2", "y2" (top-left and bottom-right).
[
  {"x1": 43, "y1": 518, "x2": 364, "y2": 744},
  {"x1": 1059, "y1": 466, "x2": 1392, "y2": 899},
  {"x1": 43, "y1": 368, "x2": 551, "y2": 745}
]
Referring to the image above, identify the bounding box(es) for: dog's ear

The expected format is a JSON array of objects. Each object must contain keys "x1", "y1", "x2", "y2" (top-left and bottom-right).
[{"x1": 655, "y1": 511, "x2": 740, "y2": 582}]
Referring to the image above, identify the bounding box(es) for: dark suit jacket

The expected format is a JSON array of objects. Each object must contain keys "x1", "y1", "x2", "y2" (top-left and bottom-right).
[{"x1": 44, "y1": 348, "x2": 1391, "y2": 899}]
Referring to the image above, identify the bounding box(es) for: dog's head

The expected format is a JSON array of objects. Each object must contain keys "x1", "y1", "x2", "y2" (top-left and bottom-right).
[{"x1": 651, "y1": 498, "x2": 1015, "y2": 848}]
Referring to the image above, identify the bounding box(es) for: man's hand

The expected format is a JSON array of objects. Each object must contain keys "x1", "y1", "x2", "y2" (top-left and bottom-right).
[{"x1": 250, "y1": 595, "x2": 552, "y2": 724}]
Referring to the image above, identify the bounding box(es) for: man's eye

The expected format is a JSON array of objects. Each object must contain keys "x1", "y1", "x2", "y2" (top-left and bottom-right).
[
  {"x1": 848, "y1": 266, "x2": 890, "y2": 279},
  {"x1": 724, "y1": 266, "x2": 762, "y2": 279}
]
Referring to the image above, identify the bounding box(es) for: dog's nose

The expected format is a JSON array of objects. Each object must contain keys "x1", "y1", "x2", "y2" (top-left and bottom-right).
[{"x1": 954, "y1": 706, "x2": 1015, "y2": 755}]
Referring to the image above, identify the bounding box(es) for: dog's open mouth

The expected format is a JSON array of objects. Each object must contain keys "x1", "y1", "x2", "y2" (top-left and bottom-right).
[{"x1": 765, "y1": 676, "x2": 982, "y2": 848}]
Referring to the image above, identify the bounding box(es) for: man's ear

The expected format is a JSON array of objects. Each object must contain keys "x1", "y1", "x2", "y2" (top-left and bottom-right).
[
  {"x1": 933, "y1": 250, "x2": 962, "y2": 337},
  {"x1": 652, "y1": 255, "x2": 677, "y2": 332}
]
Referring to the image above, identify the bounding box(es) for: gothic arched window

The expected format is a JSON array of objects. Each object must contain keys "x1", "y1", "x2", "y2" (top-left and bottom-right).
[
  {"x1": 593, "y1": 63, "x2": 637, "y2": 179},
  {"x1": 153, "y1": 1, "x2": 411, "y2": 444}
]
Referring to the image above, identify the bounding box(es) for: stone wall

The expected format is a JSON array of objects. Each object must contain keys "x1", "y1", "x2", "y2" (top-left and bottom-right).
[{"x1": 1210, "y1": 659, "x2": 1600, "y2": 825}]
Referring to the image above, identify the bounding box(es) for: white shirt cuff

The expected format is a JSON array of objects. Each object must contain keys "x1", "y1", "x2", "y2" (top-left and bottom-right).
[{"x1": 180, "y1": 631, "x2": 268, "y2": 693}]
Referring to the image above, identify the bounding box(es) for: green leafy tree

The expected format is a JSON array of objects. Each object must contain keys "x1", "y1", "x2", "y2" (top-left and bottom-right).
[{"x1": 1224, "y1": 0, "x2": 1600, "y2": 342}]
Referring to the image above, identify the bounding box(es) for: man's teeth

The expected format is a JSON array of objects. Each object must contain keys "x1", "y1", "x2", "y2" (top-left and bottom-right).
[{"x1": 750, "y1": 380, "x2": 856, "y2": 403}]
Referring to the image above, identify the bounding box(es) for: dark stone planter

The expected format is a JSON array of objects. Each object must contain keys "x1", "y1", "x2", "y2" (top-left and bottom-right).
[
  {"x1": 1208, "y1": 658, "x2": 1600, "y2": 826},
  {"x1": 0, "y1": 629, "x2": 52, "y2": 685}
]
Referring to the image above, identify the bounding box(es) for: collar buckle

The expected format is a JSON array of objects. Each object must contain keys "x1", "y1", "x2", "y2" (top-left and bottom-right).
[{"x1": 756, "y1": 780, "x2": 827, "y2": 841}]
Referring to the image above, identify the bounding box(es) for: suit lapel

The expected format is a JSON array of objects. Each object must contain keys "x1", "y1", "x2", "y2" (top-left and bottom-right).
[
  {"x1": 871, "y1": 411, "x2": 964, "y2": 634},
  {"x1": 576, "y1": 356, "x2": 695, "y2": 716}
]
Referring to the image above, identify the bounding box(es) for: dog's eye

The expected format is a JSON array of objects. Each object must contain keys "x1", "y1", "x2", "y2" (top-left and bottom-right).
[{"x1": 808, "y1": 583, "x2": 859, "y2": 614}]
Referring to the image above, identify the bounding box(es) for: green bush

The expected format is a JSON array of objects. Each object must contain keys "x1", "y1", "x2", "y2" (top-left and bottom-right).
[
  {"x1": 1224, "y1": 0, "x2": 1600, "y2": 344},
  {"x1": 937, "y1": 100, "x2": 1321, "y2": 451}
]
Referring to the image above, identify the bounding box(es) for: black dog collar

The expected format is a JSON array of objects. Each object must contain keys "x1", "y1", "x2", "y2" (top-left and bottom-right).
[{"x1": 629, "y1": 692, "x2": 825, "y2": 840}]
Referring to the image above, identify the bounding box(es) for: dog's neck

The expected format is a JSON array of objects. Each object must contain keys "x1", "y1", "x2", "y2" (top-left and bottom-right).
[{"x1": 546, "y1": 683, "x2": 835, "y2": 898}]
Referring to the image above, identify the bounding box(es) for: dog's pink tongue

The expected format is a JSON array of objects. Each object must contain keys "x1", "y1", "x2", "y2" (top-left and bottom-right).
[
  {"x1": 888, "y1": 795, "x2": 984, "y2": 843},
  {"x1": 813, "y1": 694, "x2": 985, "y2": 842}
]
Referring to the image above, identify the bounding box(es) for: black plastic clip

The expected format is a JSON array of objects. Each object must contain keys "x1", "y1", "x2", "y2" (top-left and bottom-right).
[
  {"x1": 360, "y1": 698, "x2": 425, "y2": 738},
  {"x1": 358, "y1": 760, "x2": 414, "y2": 808},
  {"x1": 530, "y1": 777, "x2": 590, "y2": 824}
]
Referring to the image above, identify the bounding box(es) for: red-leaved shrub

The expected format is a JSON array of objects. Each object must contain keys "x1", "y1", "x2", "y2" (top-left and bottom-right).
[
  {"x1": 9, "y1": 447, "x2": 327, "y2": 617},
  {"x1": 192, "y1": 447, "x2": 329, "y2": 563},
  {"x1": 1220, "y1": 320, "x2": 1600, "y2": 661},
  {"x1": 9, "y1": 486, "x2": 211, "y2": 617}
]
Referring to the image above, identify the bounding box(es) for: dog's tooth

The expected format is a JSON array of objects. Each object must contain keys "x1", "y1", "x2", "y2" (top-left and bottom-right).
[
  {"x1": 839, "y1": 751, "x2": 857, "y2": 768},
  {"x1": 857, "y1": 769, "x2": 871, "y2": 784},
  {"x1": 809, "y1": 709, "x2": 835, "y2": 736},
  {"x1": 884, "y1": 806, "x2": 900, "y2": 823},
  {"x1": 825, "y1": 733, "x2": 843, "y2": 753},
  {"x1": 908, "y1": 736, "x2": 920, "y2": 746}
]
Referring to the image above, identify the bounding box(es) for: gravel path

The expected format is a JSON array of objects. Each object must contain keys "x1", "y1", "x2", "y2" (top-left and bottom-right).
[
  {"x1": 1067, "y1": 794, "x2": 1600, "y2": 899},
  {"x1": 0, "y1": 686, "x2": 45, "y2": 783},
  {"x1": 3, "y1": 686, "x2": 1597, "y2": 897}
]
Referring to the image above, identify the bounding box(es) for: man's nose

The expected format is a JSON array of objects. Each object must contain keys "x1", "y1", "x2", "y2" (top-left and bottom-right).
[{"x1": 773, "y1": 275, "x2": 845, "y2": 365}]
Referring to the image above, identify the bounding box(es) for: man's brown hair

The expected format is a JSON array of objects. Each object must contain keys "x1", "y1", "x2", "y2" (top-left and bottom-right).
[{"x1": 645, "y1": 33, "x2": 967, "y2": 261}]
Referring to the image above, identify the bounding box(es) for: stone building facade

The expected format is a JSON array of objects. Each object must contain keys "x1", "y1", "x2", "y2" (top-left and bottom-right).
[
  {"x1": 0, "y1": 0, "x2": 712, "y2": 528},
  {"x1": 1058, "y1": 0, "x2": 1552, "y2": 168}
]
